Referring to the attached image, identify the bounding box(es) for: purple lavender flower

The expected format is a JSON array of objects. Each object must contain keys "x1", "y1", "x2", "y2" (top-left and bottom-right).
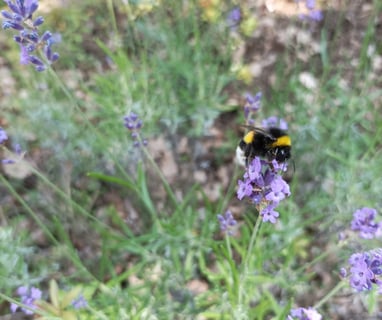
[
  {"x1": 261, "y1": 116, "x2": 288, "y2": 131},
  {"x1": 305, "y1": 0, "x2": 315, "y2": 10},
  {"x1": 236, "y1": 157, "x2": 290, "y2": 223},
  {"x1": 244, "y1": 92, "x2": 262, "y2": 124},
  {"x1": 71, "y1": 294, "x2": 88, "y2": 309},
  {"x1": 124, "y1": 112, "x2": 142, "y2": 130},
  {"x1": 19, "y1": 44, "x2": 30, "y2": 64},
  {"x1": 0, "y1": 127, "x2": 8, "y2": 143},
  {"x1": 217, "y1": 210, "x2": 237, "y2": 235},
  {"x1": 288, "y1": 307, "x2": 322, "y2": 320},
  {"x1": 2, "y1": 158, "x2": 16, "y2": 164},
  {"x1": 227, "y1": 6, "x2": 241, "y2": 28},
  {"x1": 351, "y1": 207, "x2": 382, "y2": 239},
  {"x1": 346, "y1": 249, "x2": 382, "y2": 293},
  {"x1": 237, "y1": 178, "x2": 253, "y2": 200},
  {"x1": 339, "y1": 267, "x2": 347, "y2": 278},
  {"x1": 261, "y1": 203, "x2": 279, "y2": 224},
  {"x1": 245, "y1": 156, "x2": 262, "y2": 180},
  {"x1": 265, "y1": 175, "x2": 290, "y2": 203},
  {"x1": 123, "y1": 112, "x2": 147, "y2": 147},
  {"x1": 308, "y1": 10, "x2": 323, "y2": 22},
  {"x1": 270, "y1": 159, "x2": 288, "y2": 172},
  {"x1": 1, "y1": 0, "x2": 60, "y2": 71},
  {"x1": 297, "y1": 0, "x2": 324, "y2": 22},
  {"x1": 10, "y1": 286, "x2": 42, "y2": 315}
]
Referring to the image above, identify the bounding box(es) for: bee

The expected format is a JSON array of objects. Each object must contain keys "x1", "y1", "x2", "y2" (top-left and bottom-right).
[{"x1": 237, "y1": 126, "x2": 292, "y2": 166}]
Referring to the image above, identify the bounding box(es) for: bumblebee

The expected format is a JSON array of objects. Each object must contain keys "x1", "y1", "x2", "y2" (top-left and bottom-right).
[{"x1": 238, "y1": 126, "x2": 291, "y2": 165}]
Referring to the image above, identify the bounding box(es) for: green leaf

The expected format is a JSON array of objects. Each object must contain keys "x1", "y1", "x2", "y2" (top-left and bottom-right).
[
  {"x1": 62, "y1": 310, "x2": 77, "y2": 320},
  {"x1": 50, "y1": 279, "x2": 60, "y2": 309},
  {"x1": 279, "y1": 299, "x2": 293, "y2": 319},
  {"x1": 136, "y1": 164, "x2": 157, "y2": 217},
  {"x1": 35, "y1": 300, "x2": 60, "y2": 316},
  {"x1": 87, "y1": 172, "x2": 136, "y2": 190}
]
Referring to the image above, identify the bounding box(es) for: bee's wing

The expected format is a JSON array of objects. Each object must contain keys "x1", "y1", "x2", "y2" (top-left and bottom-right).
[{"x1": 240, "y1": 125, "x2": 276, "y2": 141}]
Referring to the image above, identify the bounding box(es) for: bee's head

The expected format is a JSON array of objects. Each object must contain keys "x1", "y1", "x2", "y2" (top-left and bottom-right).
[{"x1": 273, "y1": 146, "x2": 291, "y2": 163}]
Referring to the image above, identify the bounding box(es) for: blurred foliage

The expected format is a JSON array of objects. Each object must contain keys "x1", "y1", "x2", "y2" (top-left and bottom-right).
[{"x1": 0, "y1": 228, "x2": 36, "y2": 292}]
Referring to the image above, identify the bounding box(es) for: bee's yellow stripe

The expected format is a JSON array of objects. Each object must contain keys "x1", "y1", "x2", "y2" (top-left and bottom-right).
[
  {"x1": 243, "y1": 131, "x2": 255, "y2": 144},
  {"x1": 271, "y1": 135, "x2": 291, "y2": 147}
]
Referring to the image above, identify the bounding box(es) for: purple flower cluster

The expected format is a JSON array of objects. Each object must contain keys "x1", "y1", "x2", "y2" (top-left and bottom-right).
[
  {"x1": 297, "y1": 0, "x2": 323, "y2": 22},
  {"x1": 71, "y1": 294, "x2": 88, "y2": 309},
  {"x1": 227, "y1": 6, "x2": 241, "y2": 29},
  {"x1": 261, "y1": 116, "x2": 288, "y2": 131},
  {"x1": 1, "y1": 0, "x2": 60, "y2": 71},
  {"x1": 217, "y1": 210, "x2": 237, "y2": 235},
  {"x1": 244, "y1": 91, "x2": 262, "y2": 125},
  {"x1": 347, "y1": 249, "x2": 382, "y2": 293},
  {"x1": 123, "y1": 112, "x2": 147, "y2": 148},
  {"x1": 351, "y1": 207, "x2": 382, "y2": 239},
  {"x1": 288, "y1": 307, "x2": 322, "y2": 320},
  {"x1": 10, "y1": 286, "x2": 41, "y2": 315},
  {"x1": 237, "y1": 157, "x2": 290, "y2": 223}
]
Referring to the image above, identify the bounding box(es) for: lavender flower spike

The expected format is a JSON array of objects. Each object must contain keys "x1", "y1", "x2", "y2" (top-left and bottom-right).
[
  {"x1": 236, "y1": 157, "x2": 290, "y2": 224},
  {"x1": 10, "y1": 286, "x2": 42, "y2": 315},
  {"x1": 1, "y1": 0, "x2": 60, "y2": 71},
  {"x1": 351, "y1": 207, "x2": 382, "y2": 239},
  {"x1": 123, "y1": 112, "x2": 147, "y2": 147},
  {"x1": 346, "y1": 249, "x2": 382, "y2": 293},
  {"x1": 217, "y1": 210, "x2": 237, "y2": 235}
]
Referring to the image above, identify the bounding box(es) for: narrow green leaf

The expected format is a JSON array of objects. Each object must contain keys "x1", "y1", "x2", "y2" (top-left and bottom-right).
[
  {"x1": 49, "y1": 279, "x2": 60, "y2": 309},
  {"x1": 87, "y1": 172, "x2": 136, "y2": 190}
]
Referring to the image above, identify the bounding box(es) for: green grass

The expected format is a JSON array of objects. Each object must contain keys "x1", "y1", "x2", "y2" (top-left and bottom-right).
[{"x1": 1, "y1": 0, "x2": 382, "y2": 319}]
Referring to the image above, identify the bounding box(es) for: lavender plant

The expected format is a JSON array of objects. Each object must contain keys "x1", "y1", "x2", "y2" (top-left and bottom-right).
[
  {"x1": 236, "y1": 92, "x2": 291, "y2": 223},
  {"x1": 288, "y1": 207, "x2": 382, "y2": 318},
  {"x1": 1, "y1": 0, "x2": 59, "y2": 71},
  {"x1": 123, "y1": 112, "x2": 148, "y2": 148},
  {"x1": 215, "y1": 92, "x2": 294, "y2": 317},
  {"x1": 338, "y1": 208, "x2": 382, "y2": 296}
]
